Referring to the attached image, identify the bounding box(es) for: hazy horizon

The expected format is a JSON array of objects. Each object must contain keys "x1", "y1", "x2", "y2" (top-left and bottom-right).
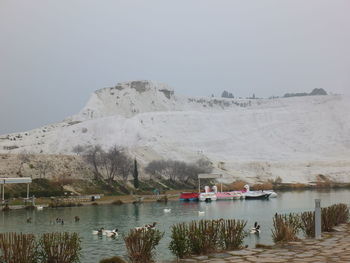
[{"x1": 1, "y1": 0, "x2": 349, "y2": 134}]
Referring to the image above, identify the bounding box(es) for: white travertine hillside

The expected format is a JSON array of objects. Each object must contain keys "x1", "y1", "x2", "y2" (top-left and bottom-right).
[{"x1": 1, "y1": 80, "x2": 350, "y2": 184}]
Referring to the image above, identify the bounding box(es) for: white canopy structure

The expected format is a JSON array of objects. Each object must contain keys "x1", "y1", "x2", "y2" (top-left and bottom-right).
[
  {"x1": 198, "y1": 173, "x2": 223, "y2": 192},
  {"x1": 0, "y1": 177, "x2": 32, "y2": 202}
]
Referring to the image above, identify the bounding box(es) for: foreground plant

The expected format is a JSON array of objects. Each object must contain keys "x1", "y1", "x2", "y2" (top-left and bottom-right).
[
  {"x1": 39, "y1": 232, "x2": 81, "y2": 263},
  {"x1": 169, "y1": 223, "x2": 189, "y2": 259},
  {"x1": 322, "y1": 203, "x2": 349, "y2": 232},
  {"x1": 219, "y1": 219, "x2": 247, "y2": 250},
  {"x1": 169, "y1": 219, "x2": 247, "y2": 259},
  {"x1": 300, "y1": 211, "x2": 315, "y2": 238},
  {"x1": 124, "y1": 228, "x2": 164, "y2": 263},
  {"x1": 272, "y1": 213, "x2": 301, "y2": 243},
  {"x1": 0, "y1": 233, "x2": 37, "y2": 263}
]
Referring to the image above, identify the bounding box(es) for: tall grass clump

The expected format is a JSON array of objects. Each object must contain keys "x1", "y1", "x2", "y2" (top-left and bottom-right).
[
  {"x1": 272, "y1": 213, "x2": 301, "y2": 243},
  {"x1": 39, "y1": 232, "x2": 81, "y2": 263},
  {"x1": 169, "y1": 219, "x2": 247, "y2": 259},
  {"x1": 331, "y1": 203, "x2": 349, "y2": 225},
  {"x1": 219, "y1": 219, "x2": 247, "y2": 250},
  {"x1": 300, "y1": 211, "x2": 315, "y2": 238},
  {"x1": 124, "y1": 229, "x2": 164, "y2": 263},
  {"x1": 0, "y1": 233, "x2": 37, "y2": 263},
  {"x1": 321, "y1": 203, "x2": 349, "y2": 232}
]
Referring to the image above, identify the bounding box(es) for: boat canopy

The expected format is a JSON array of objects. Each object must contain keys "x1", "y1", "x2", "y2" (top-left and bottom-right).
[
  {"x1": 0, "y1": 177, "x2": 32, "y2": 202},
  {"x1": 198, "y1": 174, "x2": 223, "y2": 192},
  {"x1": 0, "y1": 177, "x2": 32, "y2": 184}
]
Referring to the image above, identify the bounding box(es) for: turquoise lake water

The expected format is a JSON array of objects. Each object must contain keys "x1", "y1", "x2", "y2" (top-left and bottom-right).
[{"x1": 1, "y1": 189, "x2": 349, "y2": 262}]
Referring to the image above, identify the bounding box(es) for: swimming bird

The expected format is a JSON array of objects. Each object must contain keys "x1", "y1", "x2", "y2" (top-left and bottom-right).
[
  {"x1": 145, "y1": 222, "x2": 157, "y2": 230},
  {"x1": 250, "y1": 222, "x2": 261, "y2": 234},
  {"x1": 74, "y1": 216, "x2": 80, "y2": 222},
  {"x1": 163, "y1": 208, "x2": 171, "y2": 213},
  {"x1": 106, "y1": 228, "x2": 119, "y2": 237},
  {"x1": 198, "y1": 211, "x2": 205, "y2": 216},
  {"x1": 135, "y1": 222, "x2": 157, "y2": 231},
  {"x1": 92, "y1": 227, "x2": 105, "y2": 235},
  {"x1": 26, "y1": 217, "x2": 32, "y2": 223}
]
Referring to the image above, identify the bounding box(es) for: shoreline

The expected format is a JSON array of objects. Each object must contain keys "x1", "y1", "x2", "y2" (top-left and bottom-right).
[
  {"x1": 3, "y1": 186, "x2": 350, "y2": 210},
  {"x1": 170, "y1": 223, "x2": 350, "y2": 263}
]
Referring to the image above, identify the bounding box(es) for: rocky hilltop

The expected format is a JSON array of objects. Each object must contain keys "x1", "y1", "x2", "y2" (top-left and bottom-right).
[{"x1": 1, "y1": 80, "x2": 350, "y2": 184}]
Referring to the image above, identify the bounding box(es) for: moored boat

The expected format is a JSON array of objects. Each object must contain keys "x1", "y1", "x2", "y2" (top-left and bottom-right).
[
  {"x1": 179, "y1": 192, "x2": 199, "y2": 201},
  {"x1": 241, "y1": 185, "x2": 276, "y2": 200},
  {"x1": 199, "y1": 192, "x2": 217, "y2": 202},
  {"x1": 216, "y1": 191, "x2": 243, "y2": 200},
  {"x1": 244, "y1": 192, "x2": 271, "y2": 200}
]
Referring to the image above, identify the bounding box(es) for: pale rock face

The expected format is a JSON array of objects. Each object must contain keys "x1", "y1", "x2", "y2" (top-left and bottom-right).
[{"x1": 1, "y1": 80, "x2": 350, "y2": 184}]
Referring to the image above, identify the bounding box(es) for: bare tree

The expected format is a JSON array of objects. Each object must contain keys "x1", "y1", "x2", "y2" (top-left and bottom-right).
[
  {"x1": 36, "y1": 159, "x2": 53, "y2": 179},
  {"x1": 100, "y1": 146, "x2": 121, "y2": 183},
  {"x1": 83, "y1": 145, "x2": 133, "y2": 182},
  {"x1": 145, "y1": 158, "x2": 213, "y2": 183},
  {"x1": 83, "y1": 145, "x2": 103, "y2": 180},
  {"x1": 17, "y1": 150, "x2": 33, "y2": 177},
  {"x1": 116, "y1": 151, "x2": 133, "y2": 182}
]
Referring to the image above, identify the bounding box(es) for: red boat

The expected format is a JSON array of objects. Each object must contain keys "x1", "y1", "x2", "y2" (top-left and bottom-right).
[{"x1": 179, "y1": 192, "x2": 199, "y2": 201}]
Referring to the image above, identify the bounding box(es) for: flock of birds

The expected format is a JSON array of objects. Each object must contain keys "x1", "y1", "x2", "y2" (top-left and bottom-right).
[
  {"x1": 92, "y1": 222, "x2": 157, "y2": 238},
  {"x1": 26, "y1": 206, "x2": 261, "y2": 239}
]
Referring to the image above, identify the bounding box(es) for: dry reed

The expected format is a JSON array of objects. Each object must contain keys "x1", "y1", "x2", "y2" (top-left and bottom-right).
[
  {"x1": 0, "y1": 232, "x2": 37, "y2": 263},
  {"x1": 124, "y1": 228, "x2": 163, "y2": 263}
]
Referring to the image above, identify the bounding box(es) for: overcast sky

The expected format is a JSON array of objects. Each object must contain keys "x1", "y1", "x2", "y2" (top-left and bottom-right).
[{"x1": 0, "y1": 0, "x2": 349, "y2": 134}]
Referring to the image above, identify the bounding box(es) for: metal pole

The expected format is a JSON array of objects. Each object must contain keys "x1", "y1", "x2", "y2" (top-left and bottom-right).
[
  {"x1": 198, "y1": 178, "x2": 201, "y2": 193},
  {"x1": 27, "y1": 184, "x2": 29, "y2": 199},
  {"x1": 2, "y1": 184, "x2": 4, "y2": 203},
  {"x1": 315, "y1": 199, "x2": 321, "y2": 239}
]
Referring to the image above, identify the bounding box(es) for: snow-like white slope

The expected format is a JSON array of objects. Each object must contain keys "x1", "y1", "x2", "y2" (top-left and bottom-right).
[{"x1": 1, "y1": 81, "x2": 350, "y2": 183}]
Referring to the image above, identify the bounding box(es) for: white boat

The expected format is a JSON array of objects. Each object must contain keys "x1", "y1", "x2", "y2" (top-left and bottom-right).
[
  {"x1": 242, "y1": 185, "x2": 275, "y2": 200},
  {"x1": 36, "y1": 206, "x2": 44, "y2": 210},
  {"x1": 199, "y1": 192, "x2": 217, "y2": 202},
  {"x1": 264, "y1": 190, "x2": 277, "y2": 198},
  {"x1": 244, "y1": 191, "x2": 271, "y2": 200}
]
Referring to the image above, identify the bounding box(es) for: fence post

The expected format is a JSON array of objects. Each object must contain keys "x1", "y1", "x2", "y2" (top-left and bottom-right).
[{"x1": 315, "y1": 199, "x2": 321, "y2": 239}]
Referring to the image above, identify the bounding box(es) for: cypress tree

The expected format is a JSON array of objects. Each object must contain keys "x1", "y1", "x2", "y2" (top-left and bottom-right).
[{"x1": 133, "y1": 159, "x2": 139, "y2": 189}]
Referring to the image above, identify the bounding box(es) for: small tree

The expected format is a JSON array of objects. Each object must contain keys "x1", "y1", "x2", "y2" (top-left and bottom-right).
[
  {"x1": 17, "y1": 150, "x2": 32, "y2": 177},
  {"x1": 133, "y1": 159, "x2": 139, "y2": 189},
  {"x1": 36, "y1": 159, "x2": 53, "y2": 179},
  {"x1": 72, "y1": 145, "x2": 85, "y2": 156}
]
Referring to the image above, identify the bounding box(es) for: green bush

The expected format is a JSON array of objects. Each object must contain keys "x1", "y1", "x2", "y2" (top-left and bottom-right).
[
  {"x1": 169, "y1": 219, "x2": 247, "y2": 259},
  {"x1": 219, "y1": 219, "x2": 247, "y2": 250},
  {"x1": 169, "y1": 223, "x2": 189, "y2": 259}
]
